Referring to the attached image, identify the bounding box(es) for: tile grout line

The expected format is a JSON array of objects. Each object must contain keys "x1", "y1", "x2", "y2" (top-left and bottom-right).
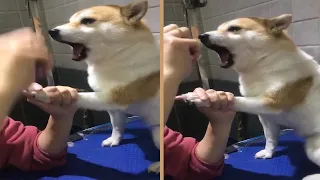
[{"x1": 202, "y1": 1, "x2": 271, "y2": 21}]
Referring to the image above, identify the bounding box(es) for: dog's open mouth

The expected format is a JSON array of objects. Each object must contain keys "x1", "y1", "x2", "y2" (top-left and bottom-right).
[
  {"x1": 67, "y1": 42, "x2": 88, "y2": 61},
  {"x1": 207, "y1": 44, "x2": 234, "y2": 69},
  {"x1": 57, "y1": 40, "x2": 88, "y2": 61}
]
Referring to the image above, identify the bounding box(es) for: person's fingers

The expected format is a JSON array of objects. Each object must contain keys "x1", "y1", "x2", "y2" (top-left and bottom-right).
[
  {"x1": 68, "y1": 88, "x2": 78, "y2": 104},
  {"x1": 170, "y1": 27, "x2": 191, "y2": 39},
  {"x1": 167, "y1": 27, "x2": 191, "y2": 38},
  {"x1": 206, "y1": 89, "x2": 215, "y2": 93},
  {"x1": 33, "y1": 42, "x2": 50, "y2": 63},
  {"x1": 217, "y1": 91, "x2": 228, "y2": 110},
  {"x1": 27, "y1": 82, "x2": 43, "y2": 91},
  {"x1": 194, "y1": 88, "x2": 208, "y2": 101},
  {"x1": 164, "y1": 24, "x2": 179, "y2": 33},
  {"x1": 27, "y1": 98, "x2": 48, "y2": 110},
  {"x1": 43, "y1": 87, "x2": 62, "y2": 105},
  {"x1": 191, "y1": 51, "x2": 201, "y2": 62},
  {"x1": 207, "y1": 91, "x2": 220, "y2": 109},
  {"x1": 58, "y1": 87, "x2": 72, "y2": 106},
  {"x1": 24, "y1": 82, "x2": 44, "y2": 100},
  {"x1": 181, "y1": 38, "x2": 200, "y2": 48},
  {"x1": 176, "y1": 38, "x2": 201, "y2": 57},
  {"x1": 166, "y1": 28, "x2": 182, "y2": 37},
  {"x1": 226, "y1": 92, "x2": 235, "y2": 109},
  {"x1": 179, "y1": 27, "x2": 191, "y2": 38},
  {"x1": 6, "y1": 27, "x2": 34, "y2": 38},
  {"x1": 175, "y1": 95, "x2": 184, "y2": 101},
  {"x1": 22, "y1": 90, "x2": 34, "y2": 99},
  {"x1": 31, "y1": 32, "x2": 51, "y2": 69}
]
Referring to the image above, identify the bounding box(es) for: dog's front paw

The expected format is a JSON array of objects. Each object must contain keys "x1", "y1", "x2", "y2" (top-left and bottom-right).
[
  {"x1": 302, "y1": 174, "x2": 320, "y2": 180},
  {"x1": 254, "y1": 149, "x2": 273, "y2": 159},
  {"x1": 101, "y1": 136, "x2": 121, "y2": 147},
  {"x1": 177, "y1": 92, "x2": 210, "y2": 107},
  {"x1": 148, "y1": 161, "x2": 160, "y2": 174},
  {"x1": 33, "y1": 91, "x2": 51, "y2": 103}
]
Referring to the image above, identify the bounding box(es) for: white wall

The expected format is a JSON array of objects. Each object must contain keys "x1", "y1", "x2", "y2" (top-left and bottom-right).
[{"x1": 0, "y1": 0, "x2": 34, "y2": 33}]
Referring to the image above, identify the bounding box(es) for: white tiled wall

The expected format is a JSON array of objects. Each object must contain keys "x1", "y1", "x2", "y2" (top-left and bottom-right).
[
  {"x1": 165, "y1": 0, "x2": 320, "y2": 83},
  {"x1": 164, "y1": 0, "x2": 201, "y2": 82},
  {"x1": 0, "y1": 0, "x2": 33, "y2": 34},
  {"x1": 42, "y1": 0, "x2": 160, "y2": 71}
]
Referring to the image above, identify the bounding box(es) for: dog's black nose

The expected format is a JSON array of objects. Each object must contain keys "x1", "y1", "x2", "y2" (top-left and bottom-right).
[
  {"x1": 48, "y1": 29, "x2": 60, "y2": 38},
  {"x1": 198, "y1": 34, "x2": 210, "y2": 41}
]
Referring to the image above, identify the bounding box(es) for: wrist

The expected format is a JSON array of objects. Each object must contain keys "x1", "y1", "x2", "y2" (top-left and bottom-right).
[
  {"x1": 50, "y1": 113, "x2": 75, "y2": 121},
  {"x1": 44, "y1": 114, "x2": 74, "y2": 135},
  {"x1": 164, "y1": 68, "x2": 183, "y2": 83},
  {"x1": 207, "y1": 115, "x2": 233, "y2": 127}
]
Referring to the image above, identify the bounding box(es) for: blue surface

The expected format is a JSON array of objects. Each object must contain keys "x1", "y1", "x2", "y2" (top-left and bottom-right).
[
  {"x1": 217, "y1": 130, "x2": 320, "y2": 180},
  {"x1": 0, "y1": 118, "x2": 159, "y2": 180}
]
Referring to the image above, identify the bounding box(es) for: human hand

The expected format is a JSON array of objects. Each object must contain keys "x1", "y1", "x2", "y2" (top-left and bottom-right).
[
  {"x1": 163, "y1": 24, "x2": 201, "y2": 82},
  {"x1": 0, "y1": 28, "x2": 51, "y2": 95},
  {"x1": 176, "y1": 88, "x2": 236, "y2": 125},
  {"x1": 23, "y1": 83, "x2": 78, "y2": 118}
]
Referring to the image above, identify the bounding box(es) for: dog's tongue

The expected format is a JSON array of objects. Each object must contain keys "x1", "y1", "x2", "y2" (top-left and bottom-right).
[
  {"x1": 72, "y1": 44, "x2": 84, "y2": 60},
  {"x1": 220, "y1": 53, "x2": 230, "y2": 64}
]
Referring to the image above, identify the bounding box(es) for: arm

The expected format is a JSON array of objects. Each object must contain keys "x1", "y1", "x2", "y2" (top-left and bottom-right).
[
  {"x1": 164, "y1": 126, "x2": 224, "y2": 180},
  {"x1": 0, "y1": 87, "x2": 20, "y2": 132},
  {"x1": 163, "y1": 73, "x2": 181, "y2": 125},
  {"x1": 1, "y1": 117, "x2": 66, "y2": 171},
  {"x1": 37, "y1": 115, "x2": 73, "y2": 155},
  {"x1": 196, "y1": 120, "x2": 231, "y2": 164}
]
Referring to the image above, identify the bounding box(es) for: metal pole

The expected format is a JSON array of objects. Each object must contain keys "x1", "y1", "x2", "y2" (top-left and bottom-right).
[
  {"x1": 26, "y1": 0, "x2": 55, "y2": 86},
  {"x1": 181, "y1": 0, "x2": 210, "y2": 89}
]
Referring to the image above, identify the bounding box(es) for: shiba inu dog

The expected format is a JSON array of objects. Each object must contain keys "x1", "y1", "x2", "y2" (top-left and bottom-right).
[
  {"x1": 180, "y1": 14, "x2": 320, "y2": 178},
  {"x1": 35, "y1": 0, "x2": 160, "y2": 173}
]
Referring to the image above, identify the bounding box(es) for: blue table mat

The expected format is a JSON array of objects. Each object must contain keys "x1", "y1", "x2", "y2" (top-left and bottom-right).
[
  {"x1": 217, "y1": 130, "x2": 320, "y2": 180},
  {"x1": 0, "y1": 117, "x2": 159, "y2": 180}
]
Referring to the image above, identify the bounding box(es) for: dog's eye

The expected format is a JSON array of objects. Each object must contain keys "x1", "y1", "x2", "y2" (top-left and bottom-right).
[
  {"x1": 227, "y1": 26, "x2": 242, "y2": 32},
  {"x1": 80, "y1": 18, "x2": 96, "y2": 25}
]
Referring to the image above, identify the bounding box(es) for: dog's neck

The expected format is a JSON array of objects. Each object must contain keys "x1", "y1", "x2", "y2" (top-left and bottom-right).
[
  {"x1": 86, "y1": 39, "x2": 159, "y2": 68},
  {"x1": 84, "y1": 38, "x2": 159, "y2": 88},
  {"x1": 237, "y1": 47, "x2": 318, "y2": 87}
]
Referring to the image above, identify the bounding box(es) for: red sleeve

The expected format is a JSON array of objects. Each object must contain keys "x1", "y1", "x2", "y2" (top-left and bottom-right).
[
  {"x1": 0, "y1": 117, "x2": 67, "y2": 171},
  {"x1": 164, "y1": 126, "x2": 224, "y2": 180}
]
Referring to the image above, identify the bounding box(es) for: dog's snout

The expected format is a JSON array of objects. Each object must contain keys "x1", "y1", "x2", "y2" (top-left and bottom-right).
[
  {"x1": 198, "y1": 34, "x2": 210, "y2": 42},
  {"x1": 48, "y1": 29, "x2": 60, "y2": 39}
]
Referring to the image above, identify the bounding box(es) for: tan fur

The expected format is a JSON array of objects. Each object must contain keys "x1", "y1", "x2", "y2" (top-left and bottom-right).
[
  {"x1": 263, "y1": 76, "x2": 313, "y2": 110},
  {"x1": 220, "y1": 18, "x2": 296, "y2": 51},
  {"x1": 68, "y1": 5, "x2": 153, "y2": 43},
  {"x1": 70, "y1": 5, "x2": 149, "y2": 30},
  {"x1": 110, "y1": 71, "x2": 160, "y2": 105}
]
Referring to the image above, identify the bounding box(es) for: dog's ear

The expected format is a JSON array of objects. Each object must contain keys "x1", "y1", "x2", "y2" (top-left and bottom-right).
[
  {"x1": 121, "y1": 0, "x2": 148, "y2": 25},
  {"x1": 266, "y1": 14, "x2": 292, "y2": 33}
]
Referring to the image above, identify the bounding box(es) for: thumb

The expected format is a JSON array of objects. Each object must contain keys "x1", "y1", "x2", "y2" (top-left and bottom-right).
[
  {"x1": 27, "y1": 82, "x2": 43, "y2": 91},
  {"x1": 175, "y1": 95, "x2": 185, "y2": 100},
  {"x1": 27, "y1": 98, "x2": 48, "y2": 109}
]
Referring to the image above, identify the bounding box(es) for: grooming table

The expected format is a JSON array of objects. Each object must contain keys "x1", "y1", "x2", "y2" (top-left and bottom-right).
[
  {"x1": 0, "y1": 117, "x2": 159, "y2": 180},
  {"x1": 217, "y1": 130, "x2": 320, "y2": 180}
]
